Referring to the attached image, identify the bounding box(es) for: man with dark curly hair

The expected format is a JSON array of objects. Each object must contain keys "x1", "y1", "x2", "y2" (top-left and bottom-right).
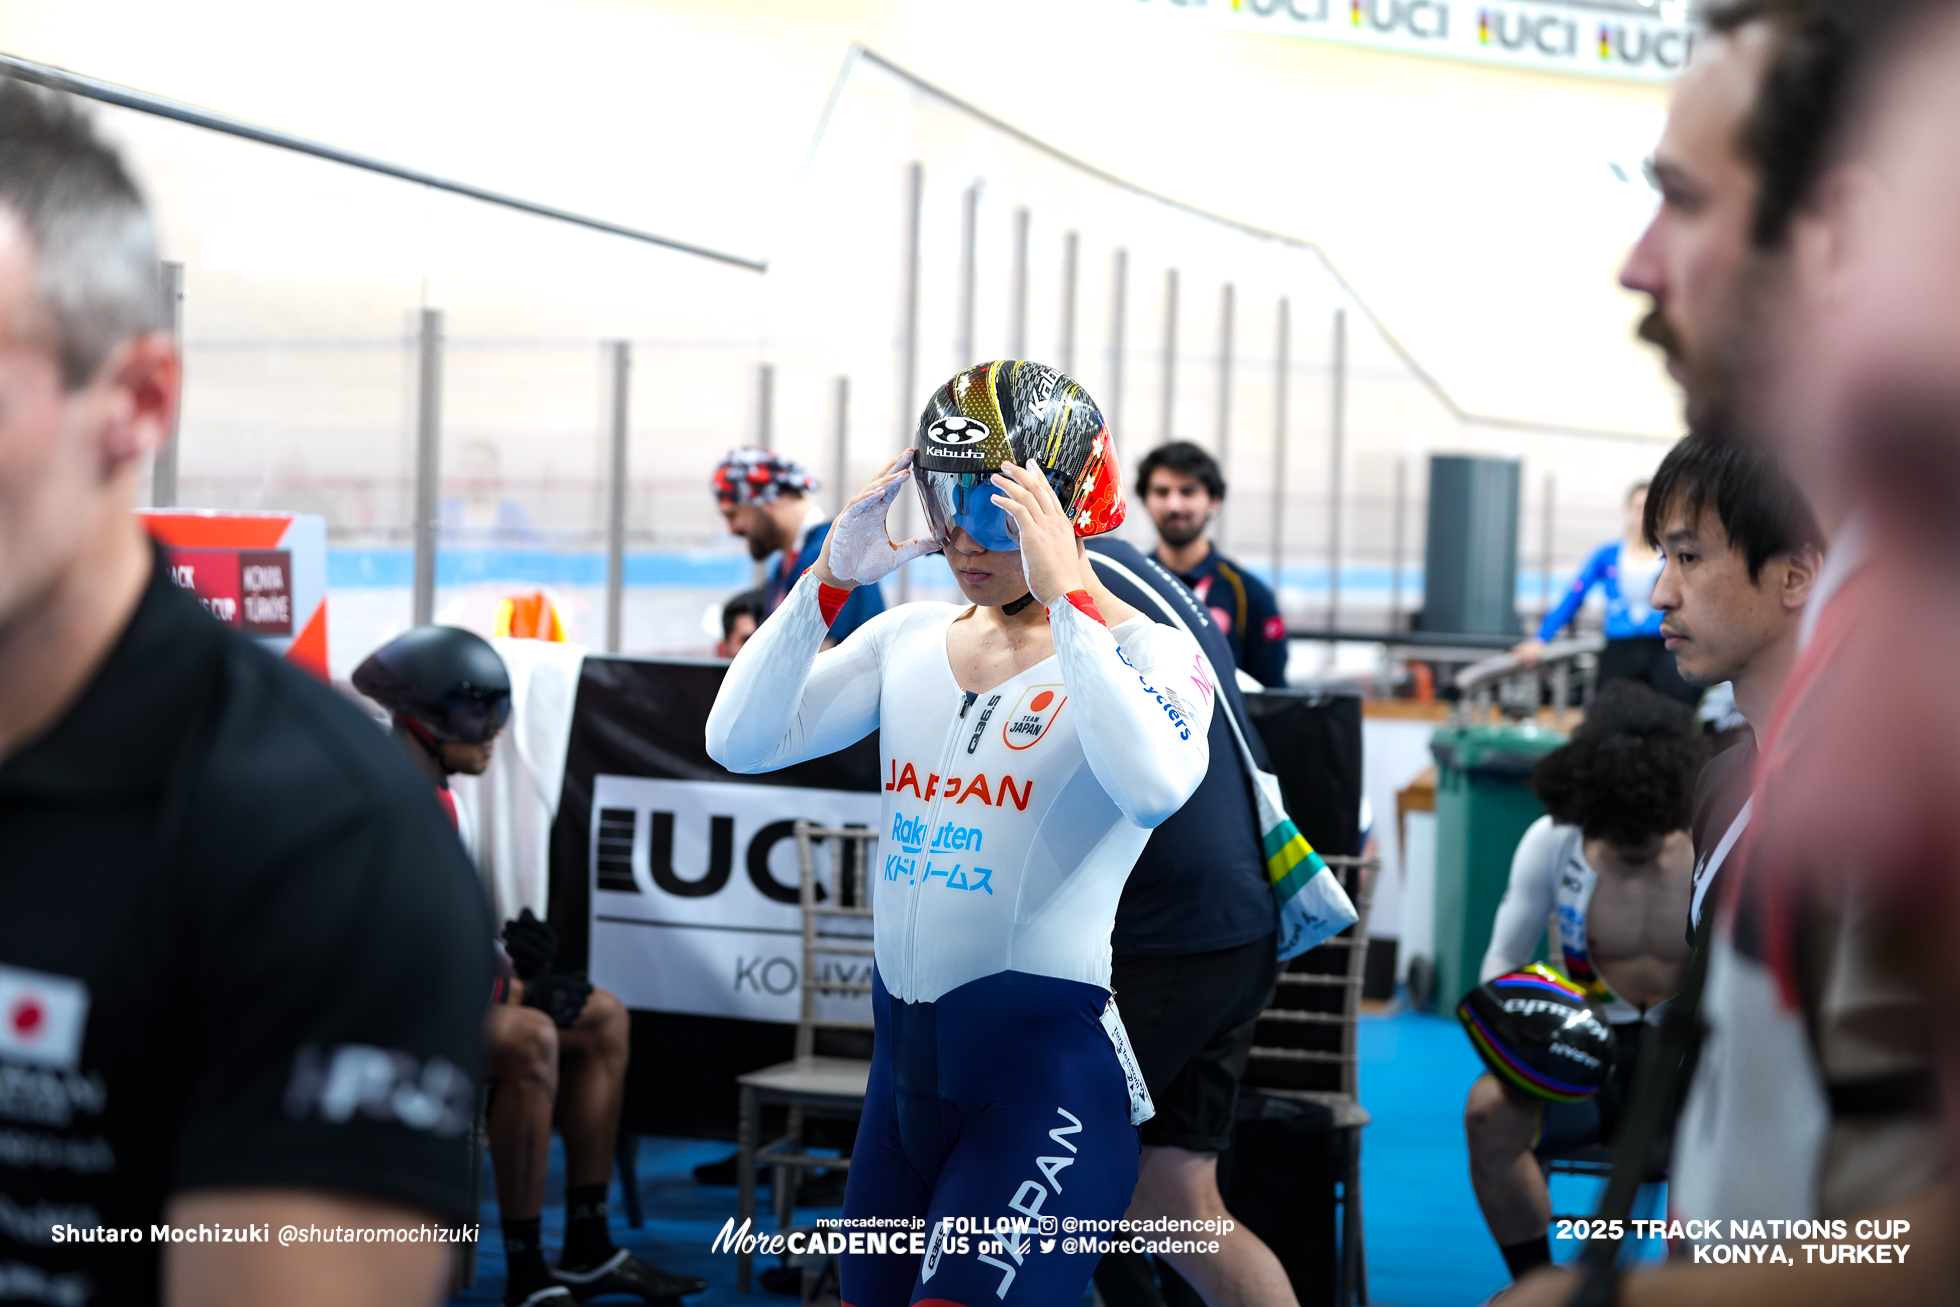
[{"x1": 1461, "y1": 684, "x2": 1707, "y2": 1287}]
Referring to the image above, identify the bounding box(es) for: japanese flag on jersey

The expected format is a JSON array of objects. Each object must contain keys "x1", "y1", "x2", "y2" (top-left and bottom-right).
[{"x1": 0, "y1": 964, "x2": 90, "y2": 1069}]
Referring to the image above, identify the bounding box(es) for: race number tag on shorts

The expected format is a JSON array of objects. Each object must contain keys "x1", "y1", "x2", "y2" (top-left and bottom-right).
[{"x1": 1101, "y1": 998, "x2": 1156, "y2": 1126}]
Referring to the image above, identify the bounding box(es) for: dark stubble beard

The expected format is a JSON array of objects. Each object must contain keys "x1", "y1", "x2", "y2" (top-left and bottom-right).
[
  {"x1": 1156, "y1": 517, "x2": 1206, "y2": 549},
  {"x1": 746, "y1": 516, "x2": 785, "y2": 561},
  {"x1": 1639, "y1": 304, "x2": 1735, "y2": 439},
  {"x1": 1641, "y1": 255, "x2": 1790, "y2": 445}
]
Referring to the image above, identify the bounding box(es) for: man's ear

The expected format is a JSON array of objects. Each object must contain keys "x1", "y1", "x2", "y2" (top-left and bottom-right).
[
  {"x1": 1791, "y1": 162, "x2": 1887, "y2": 308},
  {"x1": 1781, "y1": 544, "x2": 1823, "y2": 613},
  {"x1": 97, "y1": 331, "x2": 180, "y2": 474}
]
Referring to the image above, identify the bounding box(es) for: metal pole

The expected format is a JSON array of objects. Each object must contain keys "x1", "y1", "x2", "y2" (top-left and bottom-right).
[
  {"x1": 1271, "y1": 296, "x2": 1288, "y2": 603},
  {"x1": 1539, "y1": 473, "x2": 1556, "y2": 623},
  {"x1": 1108, "y1": 248, "x2": 1127, "y2": 436},
  {"x1": 1328, "y1": 308, "x2": 1347, "y2": 632},
  {"x1": 1009, "y1": 207, "x2": 1029, "y2": 360},
  {"x1": 832, "y1": 376, "x2": 850, "y2": 516},
  {"x1": 1160, "y1": 267, "x2": 1178, "y2": 442},
  {"x1": 0, "y1": 52, "x2": 765, "y2": 272},
  {"x1": 1058, "y1": 231, "x2": 1079, "y2": 375},
  {"x1": 956, "y1": 181, "x2": 981, "y2": 367},
  {"x1": 757, "y1": 363, "x2": 774, "y2": 449},
  {"x1": 897, "y1": 162, "x2": 924, "y2": 603},
  {"x1": 151, "y1": 260, "x2": 184, "y2": 507},
  {"x1": 412, "y1": 308, "x2": 443, "y2": 627},
  {"x1": 605, "y1": 340, "x2": 630, "y2": 654},
  {"x1": 1390, "y1": 457, "x2": 1407, "y2": 632},
  {"x1": 1216, "y1": 280, "x2": 1234, "y2": 545}
]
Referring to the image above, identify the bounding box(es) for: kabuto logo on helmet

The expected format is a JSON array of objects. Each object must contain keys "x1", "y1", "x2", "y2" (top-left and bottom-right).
[{"x1": 925, "y1": 415, "x2": 990, "y2": 456}]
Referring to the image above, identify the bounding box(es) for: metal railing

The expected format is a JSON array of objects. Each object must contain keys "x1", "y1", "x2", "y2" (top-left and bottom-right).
[{"x1": 1449, "y1": 634, "x2": 1606, "y2": 726}]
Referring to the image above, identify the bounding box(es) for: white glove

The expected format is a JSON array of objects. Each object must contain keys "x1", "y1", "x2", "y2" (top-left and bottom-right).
[{"x1": 824, "y1": 450, "x2": 940, "y2": 586}]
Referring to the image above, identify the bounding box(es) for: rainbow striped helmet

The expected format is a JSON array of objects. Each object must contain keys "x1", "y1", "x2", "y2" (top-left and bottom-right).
[{"x1": 1456, "y1": 965, "x2": 1613, "y2": 1103}]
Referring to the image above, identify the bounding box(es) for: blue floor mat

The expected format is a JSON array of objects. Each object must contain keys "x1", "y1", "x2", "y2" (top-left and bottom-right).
[
  {"x1": 1357, "y1": 1011, "x2": 1663, "y2": 1307},
  {"x1": 452, "y1": 1011, "x2": 1659, "y2": 1307},
  {"x1": 447, "y1": 1135, "x2": 831, "y2": 1306}
]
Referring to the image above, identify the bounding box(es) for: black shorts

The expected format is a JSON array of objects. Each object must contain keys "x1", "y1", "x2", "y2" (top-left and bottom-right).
[
  {"x1": 1596, "y1": 637, "x2": 1701, "y2": 707},
  {"x1": 1535, "y1": 1020, "x2": 1650, "y2": 1154},
  {"x1": 1111, "y1": 933, "x2": 1278, "y2": 1153}
]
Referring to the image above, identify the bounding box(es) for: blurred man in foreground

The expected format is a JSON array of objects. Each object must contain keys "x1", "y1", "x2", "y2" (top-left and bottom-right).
[
  {"x1": 357, "y1": 627, "x2": 706, "y2": 1307},
  {"x1": 0, "y1": 82, "x2": 491, "y2": 1306},
  {"x1": 1507, "y1": 1, "x2": 1959, "y2": 1302}
]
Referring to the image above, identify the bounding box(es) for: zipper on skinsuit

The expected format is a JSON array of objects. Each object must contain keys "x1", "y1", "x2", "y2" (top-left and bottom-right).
[{"x1": 904, "y1": 691, "x2": 979, "y2": 995}]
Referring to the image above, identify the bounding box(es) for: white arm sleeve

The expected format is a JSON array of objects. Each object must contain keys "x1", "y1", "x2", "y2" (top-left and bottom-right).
[
  {"x1": 705, "y1": 573, "x2": 885, "y2": 773},
  {"x1": 1047, "y1": 598, "x2": 1211, "y2": 829},
  {"x1": 1480, "y1": 815, "x2": 1567, "y2": 983}
]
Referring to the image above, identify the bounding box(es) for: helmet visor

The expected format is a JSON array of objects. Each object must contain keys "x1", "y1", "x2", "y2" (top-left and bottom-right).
[
  {"x1": 428, "y1": 685, "x2": 513, "y2": 744},
  {"x1": 916, "y1": 470, "x2": 1020, "y2": 553}
]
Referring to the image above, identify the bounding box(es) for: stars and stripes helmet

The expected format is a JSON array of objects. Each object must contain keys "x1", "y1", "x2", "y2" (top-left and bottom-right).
[{"x1": 711, "y1": 446, "x2": 819, "y2": 506}]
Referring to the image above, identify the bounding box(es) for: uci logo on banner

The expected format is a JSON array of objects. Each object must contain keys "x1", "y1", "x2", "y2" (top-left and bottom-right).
[
  {"x1": 1002, "y1": 685, "x2": 1066, "y2": 750},
  {"x1": 587, "y1": 776, "x2": 880, "y2": 1024}
]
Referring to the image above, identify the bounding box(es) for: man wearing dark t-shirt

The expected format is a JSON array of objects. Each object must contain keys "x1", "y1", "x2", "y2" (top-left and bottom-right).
[
  {"x1": 1641, "y1": 435, "x2": 1821, "y2": 932},
  {"x1": 1085, "y1": 539, "x2": 1295, "y2": 1307},
  {"x1": 1137, "y1": 443, "x2": 1289, "y2": 688},
  {"x1": 0, "y1": 84, "x2": 490, "y2": 1306}
]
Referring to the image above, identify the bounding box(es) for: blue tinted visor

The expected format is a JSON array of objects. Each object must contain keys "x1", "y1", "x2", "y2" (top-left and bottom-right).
[{"x1": 916, "y1": 469, "x2": 1020, "y2": 553}]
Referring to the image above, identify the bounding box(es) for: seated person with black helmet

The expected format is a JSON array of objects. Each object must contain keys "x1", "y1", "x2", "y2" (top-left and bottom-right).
[
  {"x1": 355, "y1": 628, "x2": 705, "y2": 1307},
  {"x1": 1461, "y1": 683, "x2": 1706, "y2": 1289}
]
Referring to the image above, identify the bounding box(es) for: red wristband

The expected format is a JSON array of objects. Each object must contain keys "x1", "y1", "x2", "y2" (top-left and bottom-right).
[
  {"x1": 1062, "y1": 589, "x2": 1106, "y2": 626},
  {"x1": 811, "y1": 571, "x2": 850, "y2": 626}
]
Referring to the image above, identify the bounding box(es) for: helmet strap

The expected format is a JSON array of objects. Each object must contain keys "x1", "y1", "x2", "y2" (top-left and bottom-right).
[
  {"x1": 1002, "y1": 592, "x2": 1038, "y2": 616},
  {"x1": 397, "y1": 714, "x2": 455, "y2": 774}
]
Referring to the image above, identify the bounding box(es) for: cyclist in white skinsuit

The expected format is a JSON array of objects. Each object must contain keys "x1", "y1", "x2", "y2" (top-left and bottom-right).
[{"x1": 707, "y1": 361, "x2": 1210, "y2": 1307}]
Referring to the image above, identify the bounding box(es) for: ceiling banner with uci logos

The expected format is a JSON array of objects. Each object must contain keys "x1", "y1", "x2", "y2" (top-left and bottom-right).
[{"x1": 1138, "y1": 0, "x2": 1700, "y2": 84}]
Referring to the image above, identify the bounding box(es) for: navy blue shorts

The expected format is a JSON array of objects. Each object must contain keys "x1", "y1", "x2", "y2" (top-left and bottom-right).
[{"x1": 841, "y1": 969, "x2": 1141, "y2": 1307}]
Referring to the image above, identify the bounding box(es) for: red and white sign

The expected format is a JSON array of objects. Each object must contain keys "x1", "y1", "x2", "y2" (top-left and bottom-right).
[
  {"x1": 0, "y1": 963, "x2": 90, "y2": 1071},
  {"x1": 141, "y1": 511, "x2": 328, "y2": 679}
]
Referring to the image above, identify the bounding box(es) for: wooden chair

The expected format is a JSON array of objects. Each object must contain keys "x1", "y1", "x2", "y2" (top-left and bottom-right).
[
  {"x1": 1243, "y1": 854, "x2": 1378, "y2": 1307},
  {"x1": 734, "y1": 821, "x2": 877, "y2": 1292}
]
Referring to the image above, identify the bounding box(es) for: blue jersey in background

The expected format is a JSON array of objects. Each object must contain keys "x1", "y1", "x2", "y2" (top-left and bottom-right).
[{"x1": 1538, "y1": 540, "x2": 1665, "y2": 642}]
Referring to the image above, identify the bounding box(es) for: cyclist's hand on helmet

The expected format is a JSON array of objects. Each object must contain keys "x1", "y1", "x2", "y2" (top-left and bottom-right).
[
  {"x1": 817, "y1": 450, "x2": 939, "y2": 587},
  {"x1": 991, "y1": 458, "x2": 1089, "y2": 605}
]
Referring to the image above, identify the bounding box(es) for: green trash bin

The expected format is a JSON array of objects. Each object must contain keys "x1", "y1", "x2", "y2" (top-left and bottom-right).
[{"x1": 1429, "y1": 723, "x2": 1568, "y2": 1011}]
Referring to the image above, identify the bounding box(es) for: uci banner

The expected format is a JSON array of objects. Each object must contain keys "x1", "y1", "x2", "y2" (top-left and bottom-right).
[
  {"x1": 545, "y1": 656, "x2": 881, "y2": 1135},
  {"x1": 1135, "y1": 0, "x2": 1699, "y2": 84},
  {"x1": 548, "y1": 657, "x2": 881, "y2": 1024}
]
